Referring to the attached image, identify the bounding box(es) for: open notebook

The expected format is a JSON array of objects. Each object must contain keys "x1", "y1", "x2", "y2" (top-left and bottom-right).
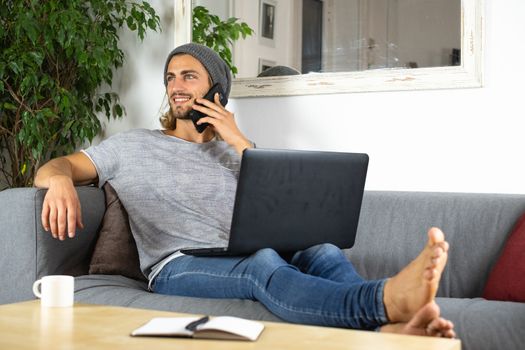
[{"x1": 131, "y1": 316, "x2": 264, "y2": 341}]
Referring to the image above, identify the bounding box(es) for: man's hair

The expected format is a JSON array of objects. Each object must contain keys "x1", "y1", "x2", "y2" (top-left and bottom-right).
[{"x1": 159, "y1": 108, "x2": 176, "y2": 130}]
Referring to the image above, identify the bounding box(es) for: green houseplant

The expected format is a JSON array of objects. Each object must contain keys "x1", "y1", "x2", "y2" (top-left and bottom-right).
[
  {"x1": 0, "y1": 0, "x2": 160, "y2": 189},
  {"x1": 192, "y1": 5, "x2": 254, "y2": 76}
]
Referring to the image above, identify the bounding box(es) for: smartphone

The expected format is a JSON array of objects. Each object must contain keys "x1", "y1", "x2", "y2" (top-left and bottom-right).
[{"x1": 189, "y1": 83, "x2": 228, "y2": 133}]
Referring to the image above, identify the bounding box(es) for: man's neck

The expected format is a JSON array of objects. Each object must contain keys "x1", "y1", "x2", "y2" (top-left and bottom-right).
[{"x1": 162, "y1": 119, "x2": 215, "y2": 143}]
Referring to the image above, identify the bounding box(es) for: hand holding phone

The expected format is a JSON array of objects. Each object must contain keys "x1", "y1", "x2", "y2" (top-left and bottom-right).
[{"x1": 189, "y1": 83, "x2": 228, "y2": 133}]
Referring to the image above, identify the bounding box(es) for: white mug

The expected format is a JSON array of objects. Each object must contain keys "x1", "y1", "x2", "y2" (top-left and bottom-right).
[{"x1": 32, "y1": 275, "x2": 74, "y2": 307}]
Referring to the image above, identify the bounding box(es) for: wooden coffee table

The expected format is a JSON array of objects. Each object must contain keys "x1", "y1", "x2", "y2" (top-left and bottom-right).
[{"x1": 0, "y1": 301, "x2": 461, "y2": 349}]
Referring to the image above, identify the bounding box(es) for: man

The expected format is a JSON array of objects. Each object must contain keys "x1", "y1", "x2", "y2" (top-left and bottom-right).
[{"x1": 35, "y1": 43, "x2": 454, "y2": 336}]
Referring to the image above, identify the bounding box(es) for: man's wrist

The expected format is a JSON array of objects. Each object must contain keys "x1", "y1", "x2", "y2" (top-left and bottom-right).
[
  {"x1": 233, "y1": 138, "x2": 254, "y2": 155},
  {"x1": 48, "y1": 175, "x2": 74, "y2": 188}
]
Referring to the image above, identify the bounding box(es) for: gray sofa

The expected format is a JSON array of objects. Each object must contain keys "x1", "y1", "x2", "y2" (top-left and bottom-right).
[{"x1": 1, "y1": 186, "x2": 525, "y2": 350}]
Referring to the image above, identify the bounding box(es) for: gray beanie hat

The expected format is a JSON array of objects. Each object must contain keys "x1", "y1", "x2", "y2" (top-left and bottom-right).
[{"x1": 163, "y1": 43, "x2": 232, "y2": 98}]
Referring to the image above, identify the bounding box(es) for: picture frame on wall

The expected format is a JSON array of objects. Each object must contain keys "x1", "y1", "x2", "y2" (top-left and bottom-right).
[{"x1": 259, "y1": 0, "x2": 276, "y2": 47}]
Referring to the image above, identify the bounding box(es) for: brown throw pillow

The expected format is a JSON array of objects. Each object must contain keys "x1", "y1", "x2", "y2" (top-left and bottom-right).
[
  {"x1": 89, "y1": 183, "x2": 147, "y2": 282},
  {"x1": 482, "y1": 211, "x2": 525, "y2": 302}
]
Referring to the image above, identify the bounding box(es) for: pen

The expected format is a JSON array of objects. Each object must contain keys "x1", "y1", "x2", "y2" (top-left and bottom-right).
[{"x1": 185, "y1": 316, "x2": 210, "y2": 331}]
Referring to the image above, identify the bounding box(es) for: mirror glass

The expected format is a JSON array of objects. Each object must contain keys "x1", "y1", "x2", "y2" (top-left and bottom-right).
[
  {"x1": 182, "y1": 0, "x2": 482, "y2": 97},
  {"x1": 194, "y1": 0, "x2": 460, "y2": 77}
]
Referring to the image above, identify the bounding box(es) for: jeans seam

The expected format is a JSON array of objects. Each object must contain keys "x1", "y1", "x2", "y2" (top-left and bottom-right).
[{"x1": 156, "y1": 269, "x2": 369, "y2": 323}]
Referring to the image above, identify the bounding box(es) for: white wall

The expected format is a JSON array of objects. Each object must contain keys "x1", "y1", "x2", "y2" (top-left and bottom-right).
[
  {"x1": 105, "y1": 0, "x2": 525, "y2": 195},
  {"x1": 95, "y1": 1, "x2": 173, "y2": 141}
]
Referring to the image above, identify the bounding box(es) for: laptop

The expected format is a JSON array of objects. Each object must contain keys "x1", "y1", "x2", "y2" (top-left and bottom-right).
[{"x1": 180, "y1": 148, "x2": 369, "y2": 256}]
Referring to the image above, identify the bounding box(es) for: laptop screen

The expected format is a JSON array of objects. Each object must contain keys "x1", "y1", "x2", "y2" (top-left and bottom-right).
[{"x1": 227, "y1": 148, "x2": 369, "y2": 255}]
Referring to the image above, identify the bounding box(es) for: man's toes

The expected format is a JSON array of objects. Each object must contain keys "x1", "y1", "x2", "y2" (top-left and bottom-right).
[
  {"x1": 428, "y1": 242, "x2": 448, "y2": 271},
  {"x1": 443, "y1": 328, "x2": 456, "y2": 338},
  {"x1": 426, "y1": 318, "x2": 445, "y2": 333},
  {"x1": 409, "y1": 302, "x2": 440, "y2": 328},
  {"x1": 433, "y1": 244, "x2": 445, "y2": 256},
  {"x1": 430, "y1": 250, "x2": 443, "y2": 265},
  {"x1": 426, "y1": 318, "x2": 455, "y2": 337},
  {"x1": 436, "y1": 241, "x2": 449, "y2": 255},
  {"x1": 428, "y1": 227, "x2": 445, "y2": 246},
  {"x1": 428, "y1": 327, "x2": 456, "y2": 338},
  {"x1": 430, "y1": 242, "x2": 448, "y2": 260},
  {"x1": 423, "y1": 268, "x2": 437, "y2": 280}
]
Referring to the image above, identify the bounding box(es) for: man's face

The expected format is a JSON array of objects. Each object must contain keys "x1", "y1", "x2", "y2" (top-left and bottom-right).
[{"x1": 165, "y1": 54, "x2": 212, "y2": 120}]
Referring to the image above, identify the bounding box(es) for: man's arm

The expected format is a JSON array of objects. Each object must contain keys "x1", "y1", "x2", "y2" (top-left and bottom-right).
[{"x1": 34, "y1": 152, "x2": 98, "y2": 241}]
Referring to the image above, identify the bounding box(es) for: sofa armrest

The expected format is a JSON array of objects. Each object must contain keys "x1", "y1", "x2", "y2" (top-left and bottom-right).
[{"x1": 0, "y1": 186, "x2": 105, "y2": 304}]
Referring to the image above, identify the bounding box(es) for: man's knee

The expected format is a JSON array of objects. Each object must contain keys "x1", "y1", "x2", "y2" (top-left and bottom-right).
[
  {"x1": 304, "y1": 243, "x2": 343, "y2": 259},
  {"x1": 290, "y1": 243, "x2": 345, "y2": 268},
  {"x1": 252, "y1": 248, "x2": 284, "y2": 265},
  {"x1": 245, "y1": 248, "x2": 292, "y2": 276},
  {"x1": 315, "y1": 243, "x2": 342, "y2": 255}
]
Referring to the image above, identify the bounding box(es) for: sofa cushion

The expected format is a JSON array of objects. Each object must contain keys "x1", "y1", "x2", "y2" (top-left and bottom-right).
[
  {"x1": 437, "y1": 297, "x2": 525, "y2": 350},
  {"x1": 482, "y1": 211, "x2": 525, "y2": 302},
  {"x1": 74, "y1": 274, "x2": 282, "y2": 322},
  {"x1": 88, "y1": 183, "x2": 146, "y2": 282}
]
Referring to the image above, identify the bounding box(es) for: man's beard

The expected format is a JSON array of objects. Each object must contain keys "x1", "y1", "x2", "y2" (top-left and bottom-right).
[
  {"x1": 164, "y1": 87, "x2": 208, "y2": 128},
  {"x1": 170, "y1": 105, "x2": 192, "y2": 120},
  {"x1": 168, "y1": 91, "x2": 197, "y2": 121}
]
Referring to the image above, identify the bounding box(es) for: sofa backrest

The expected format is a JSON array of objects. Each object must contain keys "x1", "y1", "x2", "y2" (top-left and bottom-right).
[
  {"x1": 346, "y1": 191, "x2": 525, "y2": 298},
  {"x1": 4, "y1": 186, "x2": 523, "y2": 304}
]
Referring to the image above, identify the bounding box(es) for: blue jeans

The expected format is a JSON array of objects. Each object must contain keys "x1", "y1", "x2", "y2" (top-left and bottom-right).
[{"x1": 152, "y1": 243, "x2": 388, "y2": 329}]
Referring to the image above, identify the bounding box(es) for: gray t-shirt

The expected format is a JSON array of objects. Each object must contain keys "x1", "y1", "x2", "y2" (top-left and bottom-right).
[{"x1": 82, "y1": 129, "x2": 241, "y2": 277}]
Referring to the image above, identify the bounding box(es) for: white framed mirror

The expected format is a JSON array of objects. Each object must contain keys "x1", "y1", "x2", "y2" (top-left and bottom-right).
[{"x1": 174, "y1": 0, "x2": 483, "y2": 98}]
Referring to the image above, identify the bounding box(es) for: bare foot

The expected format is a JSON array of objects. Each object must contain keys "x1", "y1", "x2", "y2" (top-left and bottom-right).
[
  {"x1": 380, "y1": 302, "x2": 455, "y2": 338},
  {"x1": 383, "y1": 227, "x2": 449, "y2": 323}
]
